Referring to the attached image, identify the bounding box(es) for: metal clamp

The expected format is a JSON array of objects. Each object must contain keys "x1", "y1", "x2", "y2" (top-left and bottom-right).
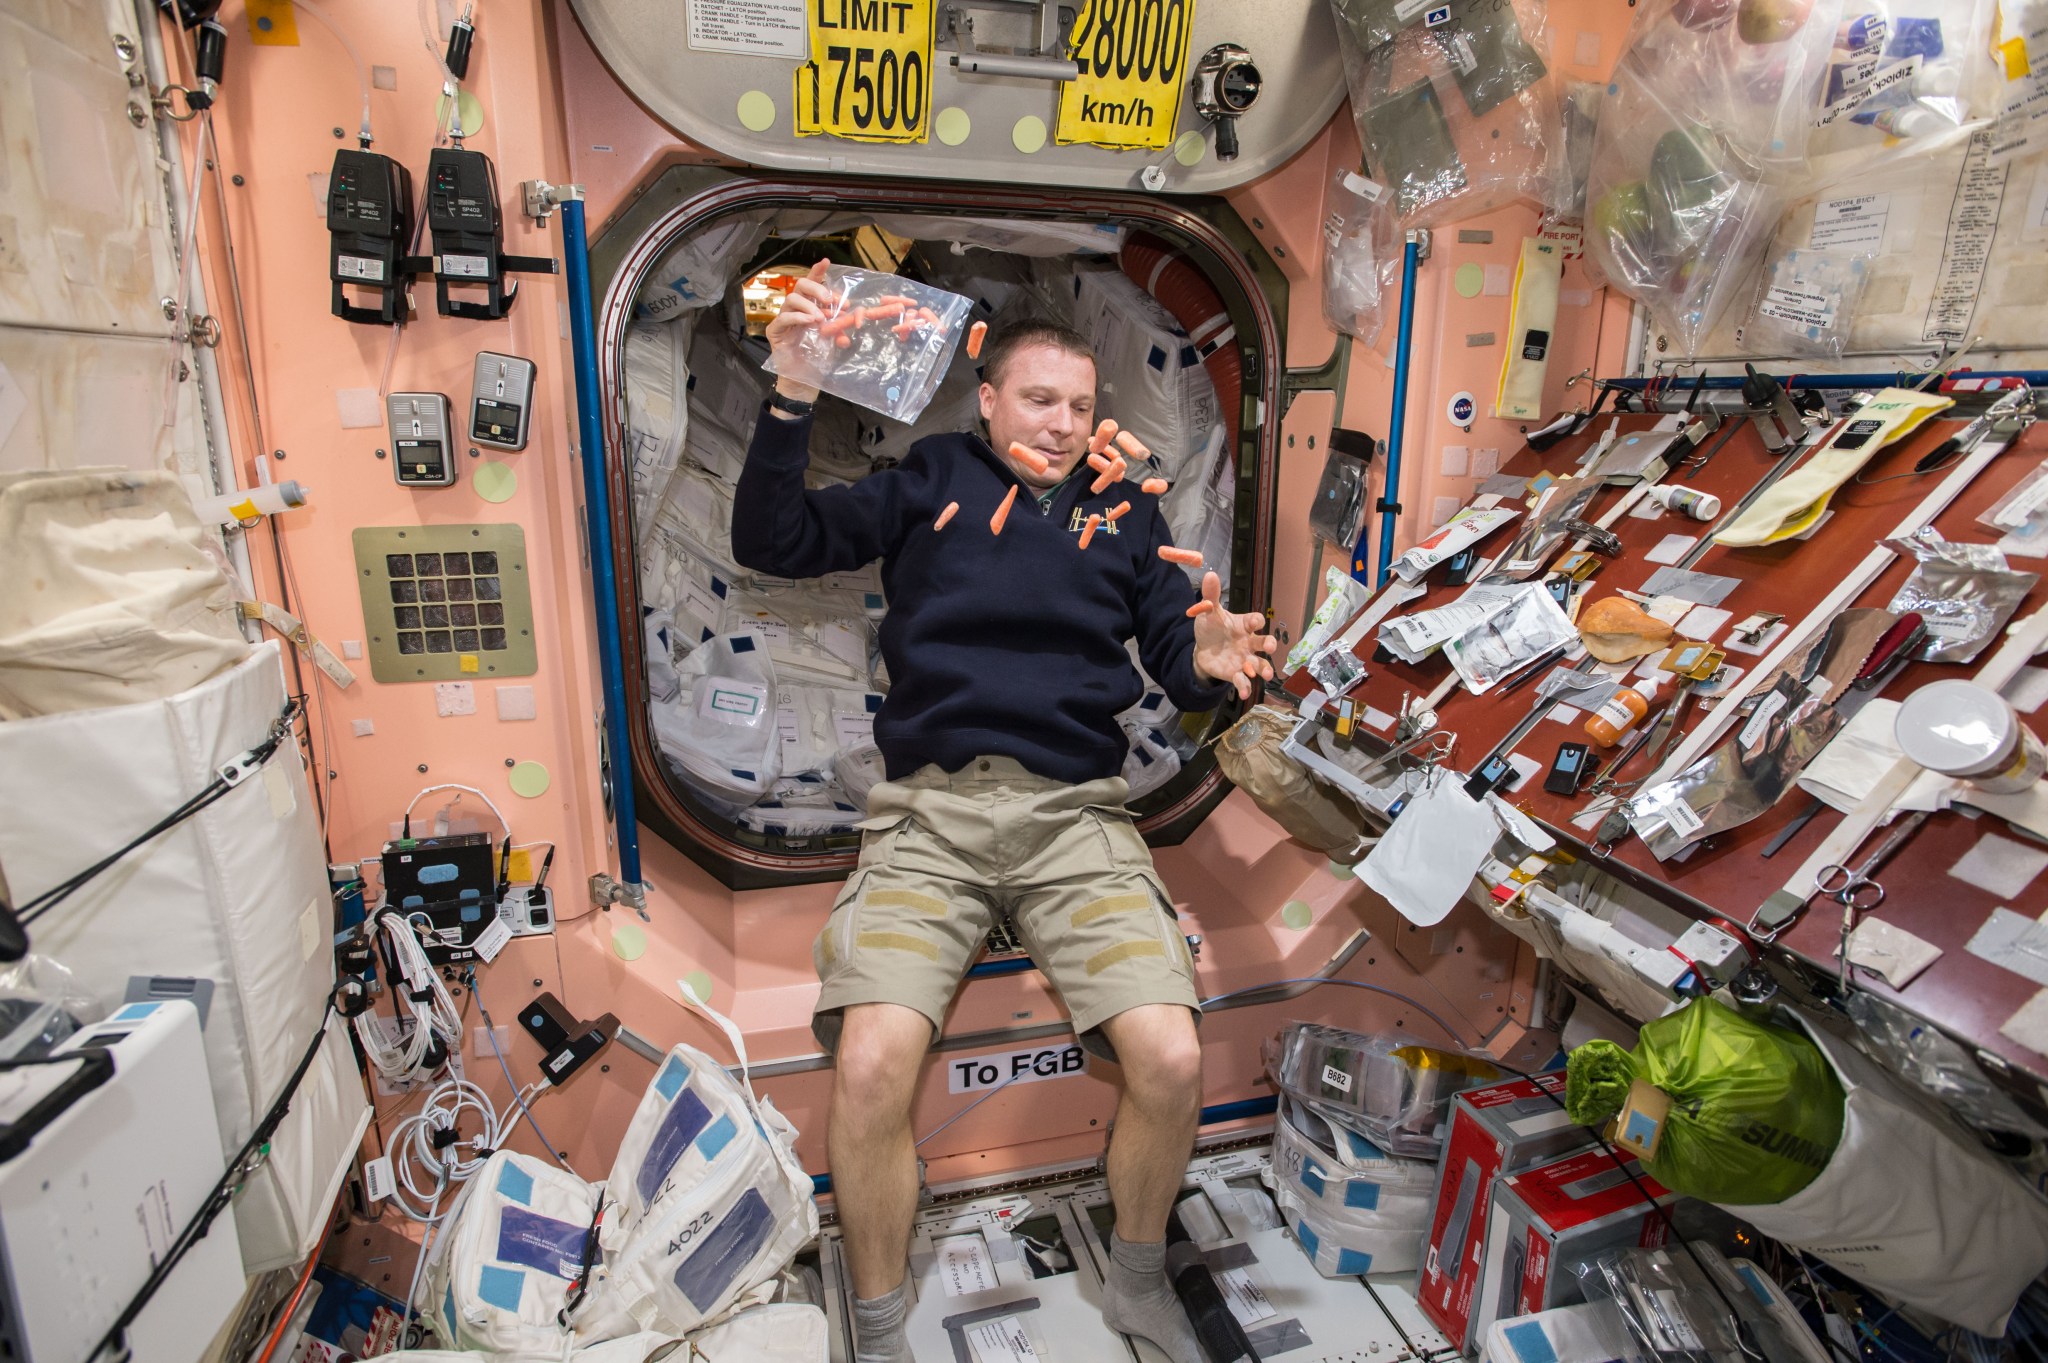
[
  {"x1": 520, "y1": 179, "x2": 585, "y2": 223},
  {"x1": 588, "y1": 871, "x2": 650, "y2": 921}
]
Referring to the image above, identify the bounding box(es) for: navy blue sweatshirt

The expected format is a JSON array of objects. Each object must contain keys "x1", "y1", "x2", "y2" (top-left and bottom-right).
[{"x1": 731, "y1": 405, "x2": 1230, "y2": 784}]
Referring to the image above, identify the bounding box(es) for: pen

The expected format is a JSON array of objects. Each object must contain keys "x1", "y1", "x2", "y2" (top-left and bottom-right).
[
  {"x1": 1496, "y1": 645, "x2": 1570, "y2": 696},
  {"x1": 534, "y1": 844, "x2": 555, "y2": 893}
]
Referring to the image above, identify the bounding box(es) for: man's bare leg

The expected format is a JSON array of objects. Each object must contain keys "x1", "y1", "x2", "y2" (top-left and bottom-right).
[
  {"x1": 830, "y1": 1002, "x2": 933, "y2": 1363},
  {"x1": 1098, "y1": 1003, "x2": 1205, "y2": 1363}
]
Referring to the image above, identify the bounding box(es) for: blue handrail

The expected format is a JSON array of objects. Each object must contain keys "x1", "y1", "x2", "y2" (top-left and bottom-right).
[{"x1": 1361, "y1": 237, "x2": 1422, "y2": 587}]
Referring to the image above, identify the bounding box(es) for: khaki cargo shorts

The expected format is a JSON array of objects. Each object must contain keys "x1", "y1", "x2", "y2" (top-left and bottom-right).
[{"x1": 812, "y1": 756, "x2": 1199, "y2": 1061}]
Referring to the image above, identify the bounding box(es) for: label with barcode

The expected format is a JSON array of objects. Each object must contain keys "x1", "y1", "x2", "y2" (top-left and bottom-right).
[
  {"x1": 363, "y1": 1155, "x2": 395, "y2": 1202},
  {"x1": 1663, "y1": 799, "x2": 1705, "y2": 840},
  {"x1": 1759, "y1": 285, "x2": 1836, "y2": 330}
]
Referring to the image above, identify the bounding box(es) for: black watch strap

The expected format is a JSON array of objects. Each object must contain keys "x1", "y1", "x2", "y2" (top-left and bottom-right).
[{"x1": 767, "y1": 390, "x2": 815, "y2": 417}]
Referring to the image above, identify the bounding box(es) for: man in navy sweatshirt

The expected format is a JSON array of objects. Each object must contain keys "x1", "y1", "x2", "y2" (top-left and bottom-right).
[{"x1": 733, "y1": 262, "x2": 1276, "y2": 1363}]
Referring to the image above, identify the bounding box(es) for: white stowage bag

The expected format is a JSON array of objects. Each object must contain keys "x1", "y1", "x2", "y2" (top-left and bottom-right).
[
  {"x1": 0, "y1": 640, "x2": 368, "y2": 1271},
  {"x1": 1158, "y1": 426, "x2": 1234, "y2": 586},
  {"x1": 0, "y1": 469, "x2": 250, "y2": 720},
  {"x1": 1719, "y1": 1016, "x2": 2048, "y2": 1337},
  {"x1": 600, "y1": 1034, "x2": 820, "y2": 1334},
  {"x1": 1066, "y1": 266, "x2": 1224, "y2": 490},
  {"x1": 1121, "y1": 727, "x2": 1182, "y2": 801},
  {"x1": 1265, "y1": 1099, "x2": 1435, "y2": 1276},
  {"x1": 425, "y1": 1150, "x2": 634, "y2": 1354},
  {"x1": 653, "y1": 633, "x2": 783, "y2": 812},
  {"x1": 721, "y1": 591, "x2": 874, "y2": 691},
  {"x1": 622, "y1": 317, "x2": 692, "y2": 527},
  {"x1": 637, "y1": 213, "x2": 772, "y2": 323}
]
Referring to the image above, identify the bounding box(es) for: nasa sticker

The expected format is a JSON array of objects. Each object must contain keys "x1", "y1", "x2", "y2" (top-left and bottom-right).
[
  {"x1": 1424, "y1": 4, "x2": 1452, "y2": 24},
  {"x1": 1448, "y1": 391, "x2": 1477, "y2": 427}
]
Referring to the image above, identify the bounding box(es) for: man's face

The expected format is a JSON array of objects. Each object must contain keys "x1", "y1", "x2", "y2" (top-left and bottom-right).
[{"x1": 979, "y1": 343, "x2": 1097, "y2": 490}]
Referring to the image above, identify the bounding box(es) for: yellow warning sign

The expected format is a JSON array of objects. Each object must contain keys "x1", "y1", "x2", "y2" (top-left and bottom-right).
[
  {"x1": 1056, "y1": 0, "x2": 1195, "y2": 151},
  {"x1": 794, "y1": 0, "x2": 936, "y2": 144}
]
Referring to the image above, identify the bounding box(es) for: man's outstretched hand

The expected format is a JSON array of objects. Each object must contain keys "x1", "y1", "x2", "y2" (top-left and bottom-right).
[
  {"x1": 764, "y1": 260, "x2": 832, "y2": 406},
  {"x1": 1191, "y1": 571, "x2": 1278, "y2": 701}
]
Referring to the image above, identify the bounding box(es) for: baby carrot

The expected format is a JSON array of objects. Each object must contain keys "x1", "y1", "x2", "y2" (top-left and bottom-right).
[
  {"x1": 1078, "y1": 513, "x2": 1102, "y2": 549},
  {"x1": 868, "y1": 301, "x2": 906, "y2": 321},
  {"x1": 1086, "y1": 452, "x2": 1115, "y2": 475},
  {"x1": 1106, "y1": 501, "x2": 1131, "y2": 522},
  {"x1": 1158, "y1": 546, "x2": 1204, "y2": 567},
  {"x1": 1008, "y1": 441, "x2": 1051, "y2": 476},
  {"x1": 1108, "y1": 456, "x2": 1127, "y2": 483},
  {"x1": 1141, "y1": 477, "x2": 1169, "y2": 495},
  {"x1": 1090, "y1": 467, "x2": 1117, "y2": 495},
  {"x1": 967, "y1": 320, "x2": 988, "y2": 358},
  {"x1": 935, "y1": 501, "x2": 959, "y2": 530},
  {"x1": 990, "y1": 485, "x2": 1019, "y2": 535},
  {"x1": 1114, "y1": 430, "x2": 1151, "y2": 460},
  {"x1": 1088, "y1": 419, "x2": 1120, "y2": 455},
  {"x1": 1186, "y1": 600, "x2": 1216, "y2": 618}
]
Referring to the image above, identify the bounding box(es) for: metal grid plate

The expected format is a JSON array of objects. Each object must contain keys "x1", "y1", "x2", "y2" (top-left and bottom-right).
[{"x1": 352, "y1": 524, "x2": 537, "y2": 682}]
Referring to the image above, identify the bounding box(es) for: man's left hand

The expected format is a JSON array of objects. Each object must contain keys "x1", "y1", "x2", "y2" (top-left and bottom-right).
[{"x1": 1191, "y1": 571, "x2": 1278, "y2": 701}]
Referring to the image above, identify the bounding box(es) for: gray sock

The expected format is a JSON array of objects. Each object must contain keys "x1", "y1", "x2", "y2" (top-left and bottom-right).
[
  {"x1": 852, "y1": 1279, "x2": 913, "y2": 1363},
  {"x1": 1102, "y1": 1233, "x2": 1203, "y2": 1363}
]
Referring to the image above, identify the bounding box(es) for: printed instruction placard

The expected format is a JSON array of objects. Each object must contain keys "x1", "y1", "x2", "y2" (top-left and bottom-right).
[{"x1": 686, "y1": 0, "x2": 805, "y2": 57}]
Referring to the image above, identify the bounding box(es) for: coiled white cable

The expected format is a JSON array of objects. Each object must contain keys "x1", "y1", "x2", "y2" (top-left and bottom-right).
[
  {"x1": 388, "y1": 1077, "x2": 506, "y2": 1221},
  {"x1": 354, "y1": 910, "x2": 463, "y2": 1083}
]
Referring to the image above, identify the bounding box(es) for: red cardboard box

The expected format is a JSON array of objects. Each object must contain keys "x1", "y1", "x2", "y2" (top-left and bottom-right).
[{"x1": 1418, "y1": 1073, "x2": 1590, "y2": 1353}]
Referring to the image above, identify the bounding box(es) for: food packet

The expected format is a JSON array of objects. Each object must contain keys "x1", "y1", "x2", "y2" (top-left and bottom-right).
[{"x1": 762, "y1": 264, "x2": 973, "y2": 423}]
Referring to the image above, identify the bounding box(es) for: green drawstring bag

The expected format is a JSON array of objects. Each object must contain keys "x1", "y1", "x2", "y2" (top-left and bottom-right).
[{"x1": 1565, "y1": 997, "x2": 1845, "y2": 1205}]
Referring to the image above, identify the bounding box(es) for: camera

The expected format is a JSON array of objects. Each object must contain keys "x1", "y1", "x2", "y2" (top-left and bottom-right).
[{"x1": 1192, "y1": 44, "x2": 1262, "y2": 162}]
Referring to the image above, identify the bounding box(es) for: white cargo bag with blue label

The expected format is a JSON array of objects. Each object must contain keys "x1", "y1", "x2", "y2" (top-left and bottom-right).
[
  {"x1": 425, "y1": 1150, "x2": 629, "y2": 1353},
  {"x1": 1265, "y1": 1098, "x2": 1435, "y2": 1275},
  {"x1": 600, "y1": 1011, "x2": 818, "y2": 1333}
]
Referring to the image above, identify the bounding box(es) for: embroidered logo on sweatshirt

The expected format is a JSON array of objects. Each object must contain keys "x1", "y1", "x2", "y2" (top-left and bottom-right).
[{"x1": 1066, "y1": 508, "x2": 1120, "y2": 535}]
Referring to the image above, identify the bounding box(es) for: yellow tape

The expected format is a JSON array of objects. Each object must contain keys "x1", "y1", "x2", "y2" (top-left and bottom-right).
[
  {"x1": 856, "y1": 931, "x2": 941, "y2": 960},
  {"x1": 1085, "y1": 938, "x2": 1166, "y2": 975},
  {"x1": 459, "y1": 653, "x2": 480, "y2": 674},
  {"x1": 1071, "y1": 892, "x2": 1151, "y2": 927},
  {"x1": 1056, "y1": 0, "x2": 1195, "y2": 151},
  {"x1": 793, "y1": 0, "x2": 935, "y2": 144},
  {"x1": 228, "y1": 498, "x2": 260, "y2": 522},
  {"x1": 866, "y1": 887, "x2": 948, "y2": 916}
]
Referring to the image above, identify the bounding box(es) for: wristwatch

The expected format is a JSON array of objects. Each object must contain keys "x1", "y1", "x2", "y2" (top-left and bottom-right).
[{"x1": 767, "y1": 390, "x2": 815, "y2": 418}]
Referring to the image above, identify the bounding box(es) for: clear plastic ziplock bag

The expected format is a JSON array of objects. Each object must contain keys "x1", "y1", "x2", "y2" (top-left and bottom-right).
[
  {"x1": 1745, "y1": 244, "x2": 1873, "y2": 359},
  {"x1": 1331, "y1": 0, "x2": 1557, "y2": 228},
  {"x1": 761, "y1": 265, "x2": 973, "y2": 423},
  {"x1": 1262, "y1": 1023, "x2": 1500, "y2": 1159},
  {"x1": 1322, "y1": 169, "x2": 1400, "y2": 345},
  {"x1": 1808, "y1": 0, "x2": 1998, "y2": 183},
  {"x1": 1585, "y1": 0, "x2": 1842, "y2": 354}
]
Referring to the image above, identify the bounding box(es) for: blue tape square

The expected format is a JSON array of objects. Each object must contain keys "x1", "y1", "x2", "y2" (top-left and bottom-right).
[
  {"x1": 695, "y1": 1114, "x2": 737, "y2": 1162},
  {"x1": 1341, "y1": 1129, "x2": 1387, "y2": 1162},
  {"x1": 476, "y1": 1264, "x2": 524, "y2": 1313},
  {"x1": 497, "y1": 1205, "x2": 589, "y2": 1279},
  {"x1": 1298, "y1": 1160, "x2": 1327, "y2": 1199},
  {"x1": 1343, "y1": 1180, "x2": 1381, "y2": 1211},
  {"x1": 1295, "y1": 1220, "x2": 1319, "y2": 1258},
  {"x1": 1147, "y1": 345, "x2": 1168, "y2": 372},
  {"x1": 1622, "y1": 1110, "x2": 1660, "y2": 1148},
  {"x1": 1736, "y1": 1264, "x2": 1776, "y2": 1308},
  {"x1": 1335, "y1": 1248, "x2": 1373, "y2": 1275},
  {"x1": 495, "y1": 1161, "x2": 535, "y2": 1206},
  {"x1": 112, "y1": 1003, "x2": 160, "y2": 1021},
  {"x1": 1503, "y1": 1320, "x2": 1562, "y2": 1363}
]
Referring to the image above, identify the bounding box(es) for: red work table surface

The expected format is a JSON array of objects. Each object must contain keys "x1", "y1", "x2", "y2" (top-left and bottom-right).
[{"x1": 1292, "y1": 410, "x2": 2048, "y2": 1092}]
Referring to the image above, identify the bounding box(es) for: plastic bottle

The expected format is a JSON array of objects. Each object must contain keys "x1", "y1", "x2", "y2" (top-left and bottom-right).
[
  {"x1": 1586, "y1": 676, "x2": 1660, "y2": 748},
  {"x1": 192, "y1": 480, "x2": 310, "y2": 525},
  {"x1": 1650, "y1": 484, "x2": 1722, "y2": 521},
  {"x1": 1894, "y1": 680, "x2": 2047, "y2": 795}
]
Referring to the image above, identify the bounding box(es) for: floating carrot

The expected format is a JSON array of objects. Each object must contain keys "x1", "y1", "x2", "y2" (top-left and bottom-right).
[
  {"x1": 967, "y1": 320, "x2": 988, "y2": 358},
  {"x1": 1109, "y1": 456, "x2": 1127, "y2": 483},
  {"x1": 1158, "y1": 546, "x2": 1204, "y2": 567},
  {"x1": 1106, "y1": 500, "x2": 1131, "y2": 522},
  {"x1": 1089, "y1": 419, "x2": 1120, "y2": 455},
  {"x1": 1078, "y1": 513, "x2": 1102, "y2": 549},
  {"x1": 1141, "y1": 477, "x2": 1169, "y2": 495},
  {"x1": 1086, "y1": 452, "x2": 1115, "y2": 475},
  {"x1": 1008, "y1": 441, "x2": 1051, "y2": 476},
  {"x1": 1186, "y1": 600, "x2": 1216, "y2": 618},
  {"x1": 1114, "y1": 430, "x2": 1151, "y2": 460},
  {"x1": 1090, "y1": 467, "x2": 1118, "y2": 495},
  {"x1": 990, "y1": 485, "x2": 1019, "y2": 535},
  {"x1": 935, "y1": 501, "x2": 959, "y2": 530}
]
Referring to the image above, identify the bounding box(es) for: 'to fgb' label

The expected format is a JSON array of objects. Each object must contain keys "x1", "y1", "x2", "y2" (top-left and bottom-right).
[{"x1": 946, "y1": 1043, "x2": 1086, "y2": 1093}]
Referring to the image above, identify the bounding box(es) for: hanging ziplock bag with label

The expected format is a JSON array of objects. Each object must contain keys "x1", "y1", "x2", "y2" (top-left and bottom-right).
[
  {"x1": 761, "y1": 264, "x2": 971, "y2": 423},
  {"x1": 601, "y1": 1018, "x2": 819, "y2": 1333}
]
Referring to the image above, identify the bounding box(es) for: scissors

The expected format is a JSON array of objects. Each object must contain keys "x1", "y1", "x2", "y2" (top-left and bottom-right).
[{"x1": 1812, "y1": 809, "x2": 1931, "y2": 912}]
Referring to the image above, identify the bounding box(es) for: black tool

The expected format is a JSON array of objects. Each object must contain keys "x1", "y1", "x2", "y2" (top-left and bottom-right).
[
  {"x1": 1165, "y1": 1207, "x2": 1260, "y2": 1363},
  {"x1": 424, "y1": 147, "x2": 557, "y2": 320},
  {"x1": 519, "y1": 991, "x2": 619, "y2": 1086},
  {"x1": 1442, "y1": 546, "x2": 1482, "y2": 586},
  {"x1": 1742, "y1": 364, "x2": 1806, "y2": 454},
  {"x1": 1681, "y1": 420, "x2": 1746, "y2": 482},
  {"x1": 1564, "y1": 520, "x2": 1623, "y2": 557},
  {"x1": 1497, "y1": 644, "x2": 1570, "y2": 696},
  {"x1": 1761, "y1": 795, "x2": 1825, "y2": 859},
  {"x1": 1545, "y1": 743, "x2": 1594, "y2": 796},
  {"x1": 327, "y1": 148, "x2": 415, "y2": 325},
  {"x1": 1464, "y1": 753, "x2": 1516, "y2": 801}
]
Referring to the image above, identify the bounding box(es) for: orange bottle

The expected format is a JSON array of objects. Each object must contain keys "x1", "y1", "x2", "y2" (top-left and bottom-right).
[{"x1": 1586, "y1": 676, "x2": 1659, "y2": 748}]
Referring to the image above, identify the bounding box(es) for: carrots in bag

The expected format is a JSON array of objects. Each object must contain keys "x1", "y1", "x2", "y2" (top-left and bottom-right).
[
  {"x1": 1008, "y1": 442, "x2": 1051, "y2": 476},
  {"x1": 967, "y1": 321, "x2": 988, "y2": 358},
  {"x1": 1141, "y1": 478, "x2": 1169, "y2": 495},
  {"x1": 1078, "y1": 513, "x2": 1102, "y2": 549},
  {"x1": 990, "y1": 485, "x2": 1019, "y2": 535},
  {"x1": 935, "y1": 501, "x2": 959, "y2": 530},
  {"x1": 1158, "y1": 546, "x2": 1204, "y2": 567}
]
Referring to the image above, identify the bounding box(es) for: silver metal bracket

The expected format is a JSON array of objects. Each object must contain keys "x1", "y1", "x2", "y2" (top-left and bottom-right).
[
  {"x1": 521, "y1": 180, "x2": 585, "y2": 224},
  {"x1": 588, "y1": 871, "x2": 651, "y2": 921},
  {"x1": 1406, "y1": 227, "x2": 1433, "y2": 263}
]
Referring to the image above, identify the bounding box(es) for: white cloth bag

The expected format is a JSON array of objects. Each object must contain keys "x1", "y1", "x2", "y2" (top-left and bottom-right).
[
  {"x1": 1720, "y1": 1016, "x2": 2048, "y2": 1336},
  {"x1": 600, "y1": 1004, "x2": 819, "y2": 1333},
  {"x1": 1265, "y1": 1101, "x2": 1434, "y2": 1275},
  {"x1": 0, "y1": 468, "x2": 248, "y2": 720},
  {"x1": 0, "y1": 640, "x2": 366, "y2": 1270}
]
